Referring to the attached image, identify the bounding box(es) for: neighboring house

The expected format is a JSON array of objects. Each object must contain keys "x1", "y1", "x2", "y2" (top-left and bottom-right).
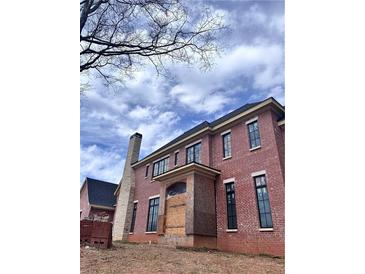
[
  {"x1": 112, "y1": 97, "x2": 285, "y2": 256},
  {"x1": 80, "y1": 177, "x2": 118, "y2": 222}
]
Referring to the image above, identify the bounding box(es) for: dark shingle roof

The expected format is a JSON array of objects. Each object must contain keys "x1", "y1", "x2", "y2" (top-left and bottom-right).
[
  {"x1": 134, "y1": 100, "x2": 269, "y2": 165},
  {"x1": 86, "y1": 177, "x2": 118, "y2": 207},
  {"x1": 209, "y1": 102, "x2": 261, "y2": 127}
]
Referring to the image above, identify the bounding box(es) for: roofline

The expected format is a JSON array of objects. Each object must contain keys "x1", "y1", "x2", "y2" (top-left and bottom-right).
[
  {"x1": 211, "y1": 97, "x2": 284, "y2": 131},
  {"x1": 89, "y1": 204, "x2": 115, "y2": 211},
  {"x1": 80, "y1": 177, "x2": 88, "y2": 193},
  {"x1": 132, "y1": 97, "x2": 284, "y2": 168},
  {"x1": 132, "y1": 126, "x2": 211, "y2": 168},
  {"x1": 84, "y1": 176, "x2": 117, "y2": 186},
  {"x1": 153, "y1": 162, "x2": 221, "y2": 181},
  {"x1": 114, "y1": 182, "x2": 121, "y2": 196}
]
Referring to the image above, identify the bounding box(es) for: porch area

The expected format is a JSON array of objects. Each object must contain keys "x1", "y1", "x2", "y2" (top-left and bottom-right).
[{"x1": 153, "y1": 162, "x2": 221, "y2": 249}]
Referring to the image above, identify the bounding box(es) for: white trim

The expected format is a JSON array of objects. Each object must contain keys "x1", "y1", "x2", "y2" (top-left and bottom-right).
[
  {"x1": 278, "y1": 119, "x2": 285, "y2": 126},
  {"x1": 249, "y1": 146, "x2": 261, "y2": 151},
  {"x1": 185, "y1": 139, "x2": 202, "y2": 148},
  {"x1": 89, "y1": 204, "x2": 115, "y2": 210},
  {"x1": 245, "y1": 116, "x2": 258, "y2": 125},
  {"x1": 222, "y1": 156, "x2": 232, "y2": 161},
  {"x1": 133, "y1": 200, "x2": 139, "y2": 203},
  {"x1": 259, "y1": 228, "x2": 273, "y2": 232},
  {"x1": 129, "y1": 232, "x2": 134, "y2": 235},
  {"x1": 226, "y1": 229, "x2": 238, "y2": 233},
  {"x1": 174, "y1": 151, "x2": 179, "y2": 166},
  {"x1": 148, "y1": 194, "x2": 160, "y2": 199},
  {"x1": 223, "y1": 177, "x2": 235, "y2": 184},
  {"x1": 154, "y1": 162, "x2": 221, "y2": 181},
  {"x1": 251, "y1": 170, "x2": 266, "y2": 177},
  {"x1": 144, "y1": 164, "x2": 150, "y2": 178},
  {"x1": 153, "y1": 154, "x2": 170, "y2": 163},
  {"x1": 145, "y1": 231, "x2": 157, "y2": 234},
  {"x1": 220, "y1": 129, "x2": 231, "y2": 136}
]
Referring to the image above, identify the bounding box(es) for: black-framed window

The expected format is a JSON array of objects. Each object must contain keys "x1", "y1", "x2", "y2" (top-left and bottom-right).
[
  {"x1": 146, "y1": 197, "x2": 159, "y2": 232},
  {"x1": 152, "y1": 157, "x2": 169, "y2": 177},
  {"x1": 225, "y1": 182, "x2": 237, "y2": 229},
  {"x1": 222, "y1": 132, "x2": 232, "y2": 158},
  {"x1": 247, "y1": 120, "x2": 261, "y2": 149},
  {"x1": 145, "y1": 165, "x2": 149, "y2": 177},
  {"x1": 254, "y1": 175, "x2": 273, "y2": 228},
  {"x1": 174, "y1": 152, "x2": 179, "y2": 166},
  {"x1": 130, "y1": 202, "x2": 138, "y2": 232},
  {"x1": 186, "y1": 142, "x2": 201, "y2": 164}
]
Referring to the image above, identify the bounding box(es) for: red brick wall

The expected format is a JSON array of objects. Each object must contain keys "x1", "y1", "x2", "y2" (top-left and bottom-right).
[
  {"x1": 212, "y1": 109, "x2": 284, "y2": 256},
  {"x1": 89, "y1": 208, "x2": 115, "y2": 222},
  {"x1": 193, "y1": 173, "x2": 216, "y2": 237},
  {"x1": 129, "y1": 107, "x2": 284, "y2": 256},
  {"x1": 127, "y1": 160, "x2": 160, "y2": 243}
]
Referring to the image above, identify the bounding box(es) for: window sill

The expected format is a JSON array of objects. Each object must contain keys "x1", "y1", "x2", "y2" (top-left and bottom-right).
[
  {"x1": 222, "y1": 156, "x2": 232, "y2": 161},
  {"x1": 145, "y1": 231, "x2": 157, "y2": 234},
  {"x1": 226, "y1": 229, "x2": 238, "y2": 233},
  {"x1": 129, "y1": 232, "x2": 134, "y2": 235},
  {"x1": 249, "y1": 146, "x2": 261, "y2": 152},
  {"x1": 259, "y1": 228, "x2": 273, "y2": 232}
]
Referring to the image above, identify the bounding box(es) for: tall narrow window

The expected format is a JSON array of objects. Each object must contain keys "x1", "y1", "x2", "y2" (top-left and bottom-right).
[
  {"x1": 247, "y1": 120, "x2": 261, "y2": 149},
  {"x1": 254, "y1": 175, "x2": 273, "y2": 228},
  {"x1": 152, "y1": 157, "x2": 169, "y2": 177},
  {"x1": 186, "y1": 142, "x2": 201, "y2": 164},
  {"x1": 145, "y1": 165, "x2": 149, "y2": 177},
  {"x1": 225, "y1": 182, "x2": 237, "y2": 229},
  {"x1": 146, "y1": 197, "x2": 159, "y2": 232},
  {"x1": 222, "y1": 132, "x2": 232, "y2": 158},
  {"x1": 174, "y1": 152, "x2": 179, "y2": 166},
  {"x1": 130, "y1": 202, "x2": 138, "y2": 232}
]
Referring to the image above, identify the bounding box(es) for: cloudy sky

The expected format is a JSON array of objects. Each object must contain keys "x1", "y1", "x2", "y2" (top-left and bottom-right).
[{"x1": 80, "y1": 0, "x2": 284, "y2": 185}]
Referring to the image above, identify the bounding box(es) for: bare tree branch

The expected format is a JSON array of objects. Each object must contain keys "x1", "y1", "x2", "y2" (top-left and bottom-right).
[{"x1": 80, "y1": 0, "x2": 226, "y2": 84}]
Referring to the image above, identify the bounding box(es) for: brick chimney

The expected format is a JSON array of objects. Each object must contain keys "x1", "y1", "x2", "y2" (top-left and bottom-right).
[{"x1": 112, "y1": 132, "x2": 142, "y2": 241}]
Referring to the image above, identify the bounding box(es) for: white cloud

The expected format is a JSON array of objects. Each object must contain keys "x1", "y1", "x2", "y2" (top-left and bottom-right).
[
  {"x1": 170, "y1": 84, "x2": 231, "y2": 114},
  {"x1": 169, "y1": 42, "x2": 283, "y2": 113},
  {"x1": 241, "y1": 4, "x2": 267, "y2": 26},
  {"x1": 269, "y1": 15, "x2": 285, "y2": 35},
  {"x1": 267, "y1": 85, "x2": 285, "y2": 105},
  {"x1": 134, "y1": 111, "x2": 183, "y2": 153},
  {"x1": 119, "y1": 68, "x2": 171, "y2": 107},
  {"x1": 128, "y1": 106, "x2": 156, "y2": 120},
  {"x1": 80, "y1": 144, "x2": 124, "y2": 184}
]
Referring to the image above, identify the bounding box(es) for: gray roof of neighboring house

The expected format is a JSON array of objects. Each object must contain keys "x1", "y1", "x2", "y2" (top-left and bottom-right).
[
  {"x1": 85, "y1": 177, "x2": 118, "y2": 208},
  {"x1": 134, "y1": 99, "x2": 278, "y2": 164}
]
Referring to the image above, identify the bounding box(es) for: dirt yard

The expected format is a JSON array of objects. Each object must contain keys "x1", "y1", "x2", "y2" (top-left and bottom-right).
[{"x1": 80, "y1": 243, "x2": 284, "y2": 274}]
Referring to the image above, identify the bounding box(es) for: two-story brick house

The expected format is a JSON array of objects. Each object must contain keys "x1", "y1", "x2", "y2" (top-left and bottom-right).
[{"x1": 112, "y1": 97, "x2": 285, "y2": 256}]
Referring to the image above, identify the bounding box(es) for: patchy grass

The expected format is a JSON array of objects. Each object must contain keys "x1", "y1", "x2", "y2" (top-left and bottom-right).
[{"x1": 80, "y1": 243, "x2": 284, "y2": 274}]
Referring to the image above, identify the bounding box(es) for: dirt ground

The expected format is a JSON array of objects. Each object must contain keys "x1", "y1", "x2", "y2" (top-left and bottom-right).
[{"x1": 80, "y1": 243, "x2": 284, "y2": 274}]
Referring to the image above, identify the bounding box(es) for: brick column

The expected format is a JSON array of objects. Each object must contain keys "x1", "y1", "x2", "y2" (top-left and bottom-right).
[{"x1": 112, "y1": 133, "x2": 142, "y2": 242}]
